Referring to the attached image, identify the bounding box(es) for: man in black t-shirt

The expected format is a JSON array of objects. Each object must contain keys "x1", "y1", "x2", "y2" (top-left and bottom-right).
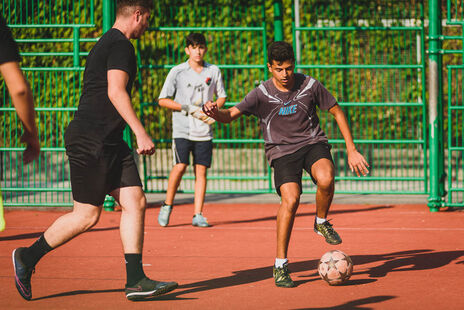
[
  {"x1": 12, "y1": 1, "x2": 178, "y2": 301},
  {"x1": 204, "y1": 41, "x2": 369, "y2": 288},
  {"x1": 0, "y1": 17, "x2": 40, "y2": 233}
]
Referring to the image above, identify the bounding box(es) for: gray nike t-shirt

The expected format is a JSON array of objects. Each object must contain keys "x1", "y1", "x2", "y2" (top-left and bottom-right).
[
  {"x1": 159, "y1": 61, "x2": 227, "y2": 141},
  {"x1": 235, "y1": 73, "x2": 337, "y2": 164}
]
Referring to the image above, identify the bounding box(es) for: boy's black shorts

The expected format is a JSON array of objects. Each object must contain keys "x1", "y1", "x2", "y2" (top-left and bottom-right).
[
  {"x1": 65, "y1": 140, "x2": 142, "y2": 206},
  {"x1": 271, "y1": 142, "x2": 334, "y2": 196},
  {"x1": 173, "y1": 138, "x2": 213, "y2": 168}
]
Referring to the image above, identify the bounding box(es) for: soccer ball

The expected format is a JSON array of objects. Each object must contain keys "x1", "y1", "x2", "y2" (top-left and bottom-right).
[{"x1": 318, "y1": 250, "x2": 353, "y2": 285}]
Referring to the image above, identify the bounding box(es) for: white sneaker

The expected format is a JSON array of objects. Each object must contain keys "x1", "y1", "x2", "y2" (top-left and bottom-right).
[
  {"x1": 192, "y1": 213, "x2": 210, "y2": 227},
  {"x1": 158, "y1": 204, "x2": 173, "y2": 227}
]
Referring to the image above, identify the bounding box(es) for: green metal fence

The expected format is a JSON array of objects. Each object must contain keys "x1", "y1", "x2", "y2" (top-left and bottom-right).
[
  {"x1": 0, "y1": 0, "x2": 463, "y2": 208},
  {"x1": 138, "y1": 1, "x2": 271, "y2": 193},
  {"x1": 444, "y1": 0, "x2": 464, "y2": 207},
  {"x1": 292, "y1": 0, "x2": 427, "y2": 194},
  {"x1": 1, "y1": 0, "x2": 98, "y2": 206}
]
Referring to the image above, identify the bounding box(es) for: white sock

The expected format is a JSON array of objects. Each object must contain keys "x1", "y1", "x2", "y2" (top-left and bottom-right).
[
  {"x1": 275, "y1": 258, "x2": 288, "y2": 268},
  {"x1": 316, "y1": 217, "x2": 327, "y2": 224}
]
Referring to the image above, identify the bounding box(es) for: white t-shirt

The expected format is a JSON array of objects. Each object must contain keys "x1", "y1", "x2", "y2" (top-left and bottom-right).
[{"x1": 158, "y1": 61, "x2": 227, "y2": 141}]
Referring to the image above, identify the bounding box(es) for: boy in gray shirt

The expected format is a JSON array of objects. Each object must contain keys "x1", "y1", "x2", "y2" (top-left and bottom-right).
[
  {"x1": 204, "y1": 41, "x2": 369, "y2": 288},
  {"x1": 157, "y1": 33, "x2": 227, "y2": 227}
]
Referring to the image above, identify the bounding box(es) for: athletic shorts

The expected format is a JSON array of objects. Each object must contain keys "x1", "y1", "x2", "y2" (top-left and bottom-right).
[
  {"x1": 173, "y1": 138, "x2": 213, "y2": 167},
  {"x1": 271, "y1": 142, "x2": 334, "y2": 196},
  {"x1": 65, "y1": 140, "x2": 142, "y2": 206}
]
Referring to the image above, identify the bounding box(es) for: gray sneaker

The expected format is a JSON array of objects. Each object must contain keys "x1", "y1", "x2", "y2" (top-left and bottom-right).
[
  {"x1": 158, "y1": 204, "x2": 173, "y2": 227},
  {"x1": 192, "y1": 213, "x2": 210, "y2": 227}
]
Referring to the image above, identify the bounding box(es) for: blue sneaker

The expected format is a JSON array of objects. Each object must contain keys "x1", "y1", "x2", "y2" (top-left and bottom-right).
[
  {"x1": 158, "y1": 204, "x2": 173, "y2": 227},
  {"x1": 192, "y1": 213, "x2": 210, "y2": 227},
  {"x1": 12, "y1": 248, "x2": 34, "y2": 300}
]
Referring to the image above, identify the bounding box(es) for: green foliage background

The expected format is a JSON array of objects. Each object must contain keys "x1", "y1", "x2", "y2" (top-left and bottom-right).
[{"x1": 1, "y1": 0, "x2": 461, "y2": 149}]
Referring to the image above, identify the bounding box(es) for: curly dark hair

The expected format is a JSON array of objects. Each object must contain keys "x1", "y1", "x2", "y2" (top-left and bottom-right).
[{"x1": 267, "y1": 41, "x2": 295, "y2": 64}]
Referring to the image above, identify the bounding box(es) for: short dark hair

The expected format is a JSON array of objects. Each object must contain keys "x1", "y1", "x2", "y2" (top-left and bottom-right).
[
  {"x1": 186, "y1": 33, "x2": 207, "y2": 47},
  {"x1": 267, "y1": 41, "x2": 295, "y2": 64},
  {"x1": 116, "y1": 0, "x2": 153, "y2": 16}
]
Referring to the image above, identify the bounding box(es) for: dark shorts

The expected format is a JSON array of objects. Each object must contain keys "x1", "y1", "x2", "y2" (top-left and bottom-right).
[
  {"x1": 271, "y1": 142, "x2": 334, "y2": 196},
  {"x1": 65, "y1": 140, "x2": 142, "y2": 206},
  {"x1": 173, "y1": 138, "x2": 213, "y2": 168}
]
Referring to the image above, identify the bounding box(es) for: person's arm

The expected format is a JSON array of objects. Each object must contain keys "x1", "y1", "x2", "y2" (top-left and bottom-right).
[
  {"x1": 107, "y1": 69, "x2": 155, "y2": 155},
  {"x1": 215, "y1": 97, "x2": 227, "y2": 109},
  {"x1": 202, "y1": 101, "x2": 242, "y2": 123},
  {"x1": 0, "y1": 61, "x2": 40, "y2": 164},
  {"x1": 328, "y1": 104, "x2": 369, "y2": 176}
]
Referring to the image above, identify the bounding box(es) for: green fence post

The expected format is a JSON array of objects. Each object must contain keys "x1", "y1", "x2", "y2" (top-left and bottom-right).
[
  {"x1": 103, "y1": 0, "x2": 115, "y2": 32},
  {"x1": 273, "y1": 0, "x2": 284, "y2": 41},
  {"x1": 427, "y1": 0, "x2": 443, "y2": 212},
  {"x1": 103, "y1": 0, "x2": 116, "y2": 211},
  {"x1": 73, "y1": 27, "x2": 80, "y2": 67}
]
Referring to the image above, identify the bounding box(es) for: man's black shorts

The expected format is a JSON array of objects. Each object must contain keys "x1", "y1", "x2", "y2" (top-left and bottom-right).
[
  {"x1": 271, "y1": 142, "x2": 334, "y2": 196},
  {"x1": 65, "y1": 140, "x2": 142, "y2": 206},
  {"x1": 173, "y1": 138, "x2": 213, "y2": 167}
]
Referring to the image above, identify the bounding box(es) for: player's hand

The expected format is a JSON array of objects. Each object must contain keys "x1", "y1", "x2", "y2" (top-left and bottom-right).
[
  {"x1": 347, "y1": 149, "x2": 369, "y2": 177},
  {"x1": 202, "y1": 100, "x2": 218, "y2": 118},
  {"x1": 135, "y1": 132, "x2": 156, "y2": 155},
  {"x1": 20, "y1": 131, "x2": 40, "y2": 164}
]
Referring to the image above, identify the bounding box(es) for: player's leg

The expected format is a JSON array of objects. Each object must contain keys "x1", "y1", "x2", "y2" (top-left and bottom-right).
[
  {"x1": 307, "y1": 143, "x2": 341, "y2": 245},
  {"x1": 13, "y1": 139, "x2": 107, "y2": 301},
  {"x1": 191, "y1": 140, "x2": 212, "y2": 227},
  {"x1": 12, "y1": 201, "x2": 102, "y2": 300},
  {"x1": 271, "y1": 150, "x2": 306, "y2": 288},
  {"x1": 111, "y1": 185, "x2": 178, "y2": 300},
  {"x1": 158, "y1": 138, "x2": 190, "y2": 226},
  {"x1": 277, "y1": 183, "x2": 300, "y2": 259},
  {"x1": 311, "y1": 158, "x2": 335, "y2": 219},
  {"x1": 164, "y1": 163, "x2": 188, "y2": 205}
]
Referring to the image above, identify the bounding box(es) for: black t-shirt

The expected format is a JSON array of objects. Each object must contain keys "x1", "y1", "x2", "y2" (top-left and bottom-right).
[
  {"x1": 235, "y1": 73, "x2": 337, "y2": 164},
  {"x1": 0, "y1": 17, "x2": 21, "y2": 65},
  {"x1": 66, "y1": 28, "x2": 137, "y2": 145}
]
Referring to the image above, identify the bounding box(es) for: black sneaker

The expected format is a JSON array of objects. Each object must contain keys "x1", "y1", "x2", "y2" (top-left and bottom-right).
[
  {"x1": 314, "y1": 220, "x2": 342, "y2": 245},
  {"x1": 125, "y1": 277, "x2": 178, "y2": 301},
  {"x1": 12, "y1": 248, "x2": 34, "y2": 300},
  {"x1": 273, "y1": 263, "x2": 294, "y2": 288}
]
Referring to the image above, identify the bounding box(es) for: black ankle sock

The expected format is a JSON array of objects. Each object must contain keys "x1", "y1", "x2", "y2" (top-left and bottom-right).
[
  {"x1": 125, "y1": 253, "x2": 146, "y2": 286},
  {"x1": 22, "y1": 235, "x2": 53, "y2": 268}
]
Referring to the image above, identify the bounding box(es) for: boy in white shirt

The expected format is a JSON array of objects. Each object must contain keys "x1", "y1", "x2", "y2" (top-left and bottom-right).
[{"x1": 157, "y1": 33, "x2": 227, "y2": 227}]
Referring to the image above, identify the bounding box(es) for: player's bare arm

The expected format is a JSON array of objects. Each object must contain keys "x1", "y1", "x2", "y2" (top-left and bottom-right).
[
  {"x1": 158, "y1": 97, "x2": 183, "y2": 111},
  {"x1": 215, "y1": 97, "x2": 227, "y2": 109},
  {"x1": 0, "y1": 61, "x2": 40, "y2": 164},
  {"x1": 203, "y1": 101, "x2": 242, "y2": 123},
  {"x1": 328, "y1": 103, "x2": 369, "y2": 176},
  {"x1": 107, "y1": 69, "x2": 155, "y2": 155}
]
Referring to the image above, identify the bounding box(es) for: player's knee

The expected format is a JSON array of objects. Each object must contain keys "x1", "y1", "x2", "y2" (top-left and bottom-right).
[
  {"x1": 281, "y1": 195, "x2": 300, "y2": 211},
  {"x1": 80, "y1": 212, "x2": 101, "y2": 232},
  {"x1": 316, "y1": 174, "x2": 334, "y2": 192}
]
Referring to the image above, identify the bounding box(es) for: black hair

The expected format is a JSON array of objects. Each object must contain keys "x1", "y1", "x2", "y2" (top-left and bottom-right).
[
  {"x1": 185, "y1": 33, "x2": 207, "y2": 47},
  {"x1": 116, "y1": 0, "x2": 153, "y2": 15},
  {"x1": 267, "y1": 41, "x2": 295, "y2": 64}
]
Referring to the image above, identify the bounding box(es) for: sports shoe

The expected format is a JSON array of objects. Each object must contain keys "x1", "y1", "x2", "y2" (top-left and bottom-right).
[
  {"x1": 273, "y1": 263, "x2": 294, "y2": 288},
  {"x1": 192, "y1": 213, "x2": 210, "y2": 227},
  {"x1": 12, "y1": 247, "x2": 34, "y2": 300},
  {"x1": 314, "y1": 220, "x2": 342, "y2": 245},
  {"x1": 158, "y1": 203, "x2": 173, "y2": 227},
  {"x1": 125, "y1": 277, "x2": 178, "y2": 301}
]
